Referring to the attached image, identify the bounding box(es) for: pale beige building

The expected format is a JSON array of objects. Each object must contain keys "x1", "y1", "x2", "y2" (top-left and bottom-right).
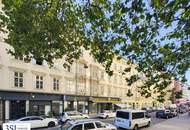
[
  {"x1": 0, "y1": 0, "x2": 165, "y2": 122},
  {"x1": 0, "y1": 41, "x2": 158, "y2": 120}
]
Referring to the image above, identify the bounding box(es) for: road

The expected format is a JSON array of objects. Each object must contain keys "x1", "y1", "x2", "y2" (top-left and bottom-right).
[{"x1": 36, "y1": 112, "x2": 167, "y2": 130}]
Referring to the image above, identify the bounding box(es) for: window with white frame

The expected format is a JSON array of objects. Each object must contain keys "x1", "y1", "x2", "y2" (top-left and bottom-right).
[
  {"x1": 14, "y1": 72, "x2": 23, "y2": 87},
  {"x1": 53, "y1": 78, "x2": 59, "y2": 91},
  {"x1": 120, "y1": 66, "x2": 122, "y2": 72},
  {"x1": 101, "y1": 71, "x2": 104, "y2": 80},
  {"x1": 66, "y1": 80, "x2": 75, "y2": 93},
  {"x1": 114, "y1": 75, "x2": 117, "y2": 84},
  {"x1": 114, "y1": 63, "x2": 117, "y2": 70},
  {"x1": 36, "y1": 75, "x2": 43, "y2": 89}
]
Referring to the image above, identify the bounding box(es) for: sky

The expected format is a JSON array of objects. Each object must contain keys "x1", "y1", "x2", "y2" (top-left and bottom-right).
[{"x1": 185, "y1": 70, "x2": 190, "y2": 85}]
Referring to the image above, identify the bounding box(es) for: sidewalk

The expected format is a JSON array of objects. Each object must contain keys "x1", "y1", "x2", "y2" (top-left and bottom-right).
[{"x1": 148, "y1": 113, "x2": 190, "y2": 130}]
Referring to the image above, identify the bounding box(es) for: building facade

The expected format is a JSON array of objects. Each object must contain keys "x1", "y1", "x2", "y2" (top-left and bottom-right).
[
  {"x1": 0, "y1": 0, "x2": 165, "y2": 123},
  {"x1": 0, "y1": 40, "x2": 159, "y2": 122}
]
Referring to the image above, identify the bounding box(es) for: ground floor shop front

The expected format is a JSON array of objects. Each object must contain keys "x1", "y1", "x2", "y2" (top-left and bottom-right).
[{"x1": 0, "y1": 91, "x2": 120, "y2": 122}]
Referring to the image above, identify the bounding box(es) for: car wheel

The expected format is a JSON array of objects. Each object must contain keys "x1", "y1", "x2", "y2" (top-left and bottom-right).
[
  {"x1": 48, "y1": 121, "x2": 55, "y2": 127},
  {"x1": 133, "y1": 125, "x2": 139, "y2": 130},
  {"x1": 147, "y1": 121, "x2": 151, "y2": 127},
  {"x1": 105, "y1": 115, "x2": 109, "y2": 119},
  {"x1": 84, "y1": 117, "x2": 88, "y2": 119}
]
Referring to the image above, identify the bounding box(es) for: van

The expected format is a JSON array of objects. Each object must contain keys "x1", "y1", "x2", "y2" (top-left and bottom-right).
[{"x1": 114, "y1": 110, "x2": 151, "y2": 130}]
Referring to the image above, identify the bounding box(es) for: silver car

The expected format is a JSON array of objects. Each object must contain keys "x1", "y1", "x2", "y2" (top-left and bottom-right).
[
  {"x1": 60, "y1": 111, "x2": 89, "y2": 123},
  {"x1": 62, "y1": 119, "x2": 117, "y2": 130}
]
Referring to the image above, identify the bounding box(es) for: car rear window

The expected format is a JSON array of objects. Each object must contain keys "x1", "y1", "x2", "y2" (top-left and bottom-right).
[{"x1": 116, "y1": 111, "x2": 129, "y2": 119}]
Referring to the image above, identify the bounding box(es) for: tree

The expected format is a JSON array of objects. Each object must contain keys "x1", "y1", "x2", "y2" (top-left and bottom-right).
[
  {"x1": 126, "y1": 89, "x2": 133, "y2": 97},
  {"x1": 0, "y1": 0, "x2": 190, "y2": 102}
]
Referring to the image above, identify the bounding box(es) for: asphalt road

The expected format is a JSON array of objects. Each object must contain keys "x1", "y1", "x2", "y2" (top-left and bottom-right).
[{"x1": 36, "y1": 112, "x2": 167, "y2": 130}]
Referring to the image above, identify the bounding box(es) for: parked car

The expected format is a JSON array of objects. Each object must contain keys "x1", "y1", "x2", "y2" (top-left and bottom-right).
[
  {"x1": 60, "y1": 111, "x2": 89, "y2": 123},
  {"x1": 170, "y1": 109, "x2": 178, "y2": 117},
  {"x1": 62, "y1": 119, "x2": 117, "y2": 130},
  {"x1": 114, "y1": 110, "x2": 151, "y2": 130},
  {"x1": 179, "y1": 107, "x2": 187, "y2": 114},
  {"x1": 141, "y1": 107, "x2": 153, "y2": 113},
  {"x1": 97, "y1": 110, "x2": 116, "y2": 119},
  {"x1": 9, "y1": 116, "x2": 58, "y2": 129},
  {"x1": 156, "y1": 109, "x2": 173, "y2": 119}
]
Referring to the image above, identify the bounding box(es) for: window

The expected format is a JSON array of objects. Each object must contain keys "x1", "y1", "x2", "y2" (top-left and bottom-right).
[
  {"x1": 101, "y1": 71, "x2": 104, "y2": 79},
  {"x1": 120, "y1": 66, "x2": 122, "y2": 72},
  {"x1": 84, "y1": 123, "x2": 95, "y2": 130},
  {"x1": 116, "y1": 111, "x2": 129, "y2": 119},
  {"x1": 132, "y1": 112, "x2": 144, "y2": 119},
  {"x1": 67, "y1": 66, "x2": 71, "y2": 72},
  {"x1": 30, "y1": 117, "x2": 43, "y2": 120},
  {"x1": 36, "y1": 75, "x2": 43, "y2": 89},
  {"x1": 20, "y1": 118, "x2": 30, "y2": 121},
  {"x1": 15, "y1": 56, "x2": 24, "y2": 61},
  {"x1": 71, "y1": 124, "x2": 82, "y2": 130},
  {"x1": 66, "y1": 80, "x2": 75, "y2": 93},
  {"x1": 14, "y1": 72, "x2": 23, "y2": 87},
  {"x1": 114, "y1": 63, "x2": 117, "y2": 70},
  {"x1": 114, "y1": 75, "x2": 117, "y2": 83},
  {"x1": 53, "y1": 78, "x2": 59, "y2": 91},
  {"x1": 95, "y1": 122, "x2": 105, "y2": 128},
  {"x1": 36, "y1": 60, "x2": 43, "y2": 65}
]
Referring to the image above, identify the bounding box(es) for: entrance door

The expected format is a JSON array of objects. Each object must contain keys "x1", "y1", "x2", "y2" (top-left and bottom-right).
[
  {"x1": 0, "y1": 100, "x2": 4, "y2": 124},
  {"x1": 10, "y1": 100, "x2": 26, "y2": 119}
]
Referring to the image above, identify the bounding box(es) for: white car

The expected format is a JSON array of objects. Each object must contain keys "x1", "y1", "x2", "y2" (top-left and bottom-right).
[
  {"x1": 114, "y1": 110, "x2": 151, "y2": 130},
  {"x1": 97, "y1": 110, "x2": 116, "y2": 119},
  {"x1": 9, "y1": 116, "x2": 58, "y2": 129},
  {"x1": 62, "y1": 119, "x2": 117, "y2": 130},
  {"x1": 60, "y1": 111, "x2": 89, "y2": 123}
]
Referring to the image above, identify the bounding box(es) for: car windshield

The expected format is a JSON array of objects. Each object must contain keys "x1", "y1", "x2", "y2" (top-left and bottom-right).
[{"x1": 62, "y1": 122, "x2": 72, "y2": 130}]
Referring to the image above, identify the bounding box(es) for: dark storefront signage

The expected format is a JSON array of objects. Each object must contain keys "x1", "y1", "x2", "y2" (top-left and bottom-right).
[{"x1": 0, "y1": 91, "x2": 62, "y2": 101}]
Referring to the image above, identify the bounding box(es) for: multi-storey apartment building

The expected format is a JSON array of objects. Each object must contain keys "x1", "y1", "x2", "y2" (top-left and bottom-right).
[
  {"x1": 0, "y1": 40, "x2": 159, "y2": 121},
  {"x1": 0, "y1": 0, "x2": 166, "y2": 122}
]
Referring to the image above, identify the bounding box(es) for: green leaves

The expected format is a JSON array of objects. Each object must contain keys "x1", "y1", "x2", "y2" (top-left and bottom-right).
[{"x1": 0, "y1": 0, "x2": 190, "y2": 102}]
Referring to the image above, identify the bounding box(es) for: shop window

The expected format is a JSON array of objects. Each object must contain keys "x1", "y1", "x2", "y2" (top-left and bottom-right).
[
  {"x1": 52, "y1": 103, "x2": 60, "y2": 116},
  {"x1": 14, "y1": 72, "x2": 23, "y2": 87},
  {"x1": 36, "y1": 75, "x2": 43, "y2": 89},
  {"x1": 53, "y1": 78, "x2": 59, "y2": 91}
]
